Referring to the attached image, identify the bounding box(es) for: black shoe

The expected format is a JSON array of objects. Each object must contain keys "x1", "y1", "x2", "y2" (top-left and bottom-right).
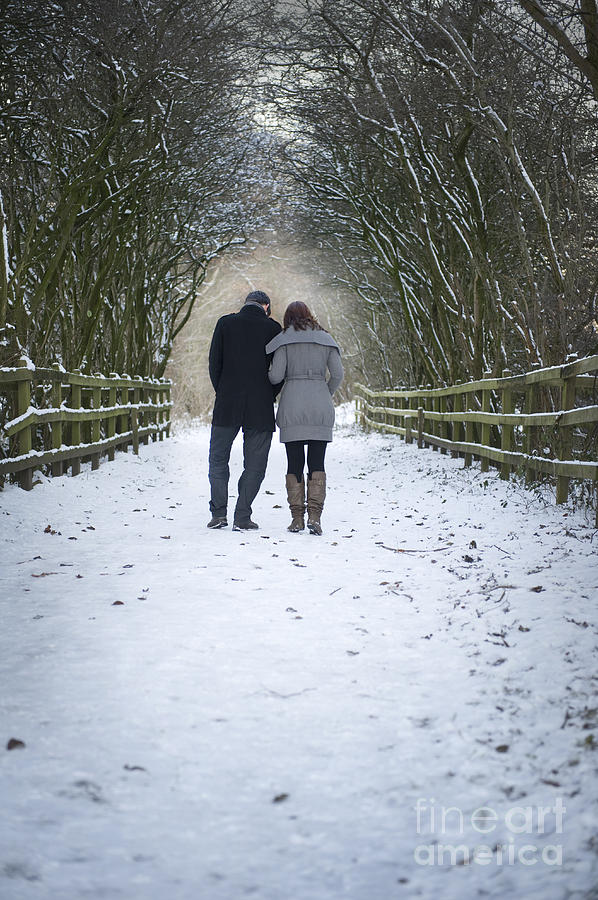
[
  {"x1": 232, "y1": 519, "x2": 259, "y2": 531},
  {"x1": 207, "y1": 516, "x2": 228, "y2": 529}
]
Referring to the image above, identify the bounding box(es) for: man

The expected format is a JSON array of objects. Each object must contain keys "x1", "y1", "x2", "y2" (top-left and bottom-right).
[{"x1": 207, "y1": 290, "x2": 282, "y2": 530}]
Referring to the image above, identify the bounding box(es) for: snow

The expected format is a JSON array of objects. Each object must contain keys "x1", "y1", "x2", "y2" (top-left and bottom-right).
[
  {"x1": 4, "y1": 401, "x2": 170, "y2": 431},
  {"x1": 2, "y1": 357, "x2": 36, "y2": 372},
  {"x1": 3, "y1": 405, "x2": 36, "y2": 430},
  {"x1": 0, "y1": 189, "x2": 11, "y2": 281},
  {"x1": 1, "y1": 408, "x2": 597, "y2": 898}
]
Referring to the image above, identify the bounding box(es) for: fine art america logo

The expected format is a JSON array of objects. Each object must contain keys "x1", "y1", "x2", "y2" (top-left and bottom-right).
[{"x1": 414, "y1": 798, "x2": 565, "y2": 866}]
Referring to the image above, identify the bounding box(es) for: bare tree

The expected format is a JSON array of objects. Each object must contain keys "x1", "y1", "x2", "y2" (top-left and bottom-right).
[
  {"x1": 261, "y1": 0, "x2": 598, "y2": 388},
  {"x1": 0, "y1": 0, "x2": 272, "y2": 374},
  {"x1": 516, "y1": 0, "x2": 598, "y2": 99}
]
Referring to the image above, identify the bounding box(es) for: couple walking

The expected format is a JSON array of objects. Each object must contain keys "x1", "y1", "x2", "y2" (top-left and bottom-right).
[{"x1": 207, "y1": 290, "x2": 344, "y2": 535}]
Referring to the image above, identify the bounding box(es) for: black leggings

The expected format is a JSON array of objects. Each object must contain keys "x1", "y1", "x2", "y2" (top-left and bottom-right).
[{"x1": 285, "y1": 440, "x2": 327, "y2": 483}]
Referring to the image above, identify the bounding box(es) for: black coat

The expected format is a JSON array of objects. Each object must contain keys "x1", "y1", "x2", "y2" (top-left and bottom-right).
[{"x1": 209, "y1": 304, "x2": 283, "y2": 431}]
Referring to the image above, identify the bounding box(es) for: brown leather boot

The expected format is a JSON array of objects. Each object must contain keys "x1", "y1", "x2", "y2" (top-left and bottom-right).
[
  {"x1": 307, "y1": 471, "x2": 326, "y2": 535},
  {"x1": 285, "y1": 474, "x2": 305, "y2": 532}
]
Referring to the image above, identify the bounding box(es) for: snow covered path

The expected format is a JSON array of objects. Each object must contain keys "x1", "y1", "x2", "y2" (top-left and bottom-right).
[{"x1": 1, "y1": 412, "x2": 597, "y2": 899}]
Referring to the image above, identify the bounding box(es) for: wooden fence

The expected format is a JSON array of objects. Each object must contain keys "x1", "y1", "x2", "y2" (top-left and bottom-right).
[
  {"x1": 0, "y1": 359, "x2": 171, "y2": 490},
  {"x1": 355, "y1": 354, "x2": 598, "y2": 522}
]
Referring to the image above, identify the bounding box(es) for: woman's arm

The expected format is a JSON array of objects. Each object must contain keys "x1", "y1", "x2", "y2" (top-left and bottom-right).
[
  {"x1": 268, "y1": 345, "x2": 287, "y2": 384},
  {"x1": 327, "y1": 347, "x2": 344, "y2": 395}
]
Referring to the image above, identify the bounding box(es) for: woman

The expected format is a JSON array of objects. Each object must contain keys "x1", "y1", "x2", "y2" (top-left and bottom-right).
[{"x1": 266, "y1": 301, "x2": 343, "y2": 535}]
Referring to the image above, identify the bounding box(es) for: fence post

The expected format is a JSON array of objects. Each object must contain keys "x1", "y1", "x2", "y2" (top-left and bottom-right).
[
  {"x1": 119, "y1": 381, "x2": 129, "y2": 447},
  {"x1": 395, "y1": 391, "x2": 402, "y2": 437},
  {"x1": 132, "y1": 376, "x2": 142, "y2": 447},
  {"x1": 151, "y1": 384, "x2": 158, "y2": 442},
  {"x1": 132, "y1": 408, "x2": 139, "y2": 455},
  {"x1": 158, "y1": 382, "x2": 165, "y2": 441},
  {"x1": 399, "y1": 392, "x2": 407, "y2": 442},
  {"x1": 71, "y1": 372, "x2": 81, "y2": 476},
  {"x1": 524, "y1": 364, "x2": 540, "y2": 485},
  {"x1": 107, "y1": 374, "x2": 118, "y2": 461},
  {"x1": 451, "y1": 382, "x2": 462, "y2": 458},
  {"x1": 91, "y1": 379, "x2": 101, "y2": 470},
  {"x1": 16, "y1": 358, "x2": 33, "y2": 490},
  {"x1": 51, "y1": 363, "x2": 63, "y2": 477},
  {"x1": 480, "y1": 371, "x2": 492, "y2": 473},
  {"x1": 500, "y1": 369, "x2": 513, "y2": 480},
  {"x1": 134, "y1": 376, "x2": 148, "y2": 445},
  {"x1": 166, "y1": 381, "x2": 171, "y2": 437},
  {"x1": 464, "y1": 389, "x2": 473, "y2": 467},
  {"x1": 417, "y1": 406, "x2": 424, "y2": 449},
  {"x1": 430, "y1": 392, "x2": 439, "y2": 451},
  {"x1": 407, "y1": 394, "x2": 417, "y2": 444},
  {"x1": 556, "y1": 354, "x2": 577, "y2": 504},
  {"x1": 439, "y1": 391, "x2": 448, "y2": 454},
  {"x1": 424, "y1": 385, "x2": 431, "y2": 448}
]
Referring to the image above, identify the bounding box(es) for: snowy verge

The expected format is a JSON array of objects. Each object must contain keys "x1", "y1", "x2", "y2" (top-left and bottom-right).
[{"x1": 1, "y1": 413, "x2": 597, "y2": 899}]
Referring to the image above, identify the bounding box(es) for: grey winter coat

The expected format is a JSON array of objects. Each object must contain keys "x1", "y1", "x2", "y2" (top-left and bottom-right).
[{"x1": 265, "y1": 326, "x2": 344, "y2": 442}]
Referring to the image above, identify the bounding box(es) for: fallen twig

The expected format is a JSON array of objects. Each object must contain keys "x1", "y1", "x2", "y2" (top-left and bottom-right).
[
  {"x1": 493, "y1": 545, "x2": 512, "y2": 558},
  {"x1": 476, "y1": 590, "x2": 507, "y2": 617},
  {"x1": 375, "y1": 543, "x2": 452, "y2": 554},
  {"x1": 468, "y1": 584, "x2": 517, "y2": 596}
]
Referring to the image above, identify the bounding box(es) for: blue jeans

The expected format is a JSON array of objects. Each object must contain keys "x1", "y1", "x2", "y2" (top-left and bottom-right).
[{"x1": 208, "y1": 425, "x2": 273, "y2": 522}]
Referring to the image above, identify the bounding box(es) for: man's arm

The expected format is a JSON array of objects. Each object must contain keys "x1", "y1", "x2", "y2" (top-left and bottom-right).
[
  {"x1": 208, "y1": 320, "x2": 224, "y2": 391},
  {"x1": 271, "y1": 378, "x2": 285, "y2": 399}
]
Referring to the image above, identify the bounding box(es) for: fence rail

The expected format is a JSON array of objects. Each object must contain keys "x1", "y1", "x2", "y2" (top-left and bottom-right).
[
  {"x1": 0, "y1": 359, "x2": 171, "y2": 490},
  {"x1": 355, "y1": 354, "x2": 598, "y2": 523}
]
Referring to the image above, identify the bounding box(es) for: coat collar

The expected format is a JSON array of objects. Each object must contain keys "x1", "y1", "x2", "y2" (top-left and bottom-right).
[
  {"x1": 266, "y1": 326, "x2": 340, "y2": 354},
  {"x1": 239, "y1": 302, "x2": 268, "y2": 318}
]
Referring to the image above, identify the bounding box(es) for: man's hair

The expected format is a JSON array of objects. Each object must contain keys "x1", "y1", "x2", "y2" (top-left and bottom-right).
[{"x1": 245, "y1": 290, "x2": 271, "y2": 309}]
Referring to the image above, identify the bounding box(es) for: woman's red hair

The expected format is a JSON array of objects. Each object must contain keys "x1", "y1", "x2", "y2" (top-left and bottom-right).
[{"x1": 283, "y1": 301, "x2": 322, "y2": 331}]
